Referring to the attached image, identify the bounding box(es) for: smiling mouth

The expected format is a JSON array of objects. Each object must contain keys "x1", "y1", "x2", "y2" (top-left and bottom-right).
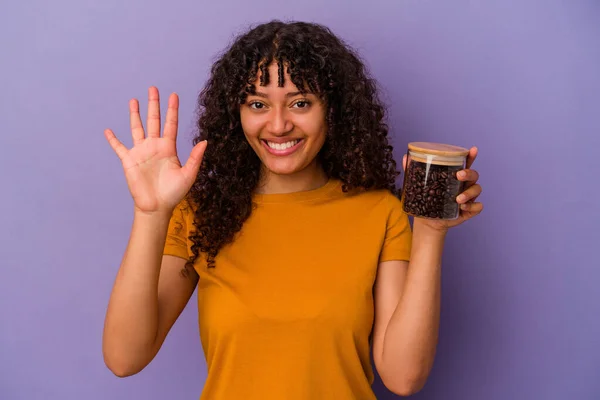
[
  {"x1": 263, "y1": 139, "x2": 301, "y2": 150},
  {"x1": 260, "y1": 138, "x2": 304, "y2": 155}
]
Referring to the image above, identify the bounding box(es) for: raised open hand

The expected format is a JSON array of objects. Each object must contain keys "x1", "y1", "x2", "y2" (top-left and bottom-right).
[{"x1": 104, "y1": 87, "x2": 207, "y2": 215}]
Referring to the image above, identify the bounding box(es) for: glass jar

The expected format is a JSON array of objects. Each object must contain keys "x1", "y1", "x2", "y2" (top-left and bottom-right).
[{"x1": 401, "y1": 142, "x2": 469, "y2": 220}]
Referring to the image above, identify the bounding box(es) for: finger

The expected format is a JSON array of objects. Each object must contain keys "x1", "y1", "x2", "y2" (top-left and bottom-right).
[
  {"x1": 104, "y1": 129, "x2": 129, "y2": 160},
  {"x1": 456, "y1": 168, "x2": 479, "y2": 183},
  {"x1": 465, "y1": 146, "x2": 478, "y2": 169},
  {"x1": 456, "y1": 184, "x2": 482, "y2": 204},
  {"x1": 459, "y1": 201, "x2": 483, "y2": 214},
  {"x1": 163, "y1": 93, "x2": 179, "y2": 141},
  {"x1": 147, "y1": 86, "x2": 161, "y2": 138},
  {"x1": 181, "y1": 140, "x2": 208, "y2": 182},
  {"x1": 129, "y1": 99, "x2": 145, "y2": 145},
  {"x1": 402, "y1": 154, "x2": 407, "y2": 172}
]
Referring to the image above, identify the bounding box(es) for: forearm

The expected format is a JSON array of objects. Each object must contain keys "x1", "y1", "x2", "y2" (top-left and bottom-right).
[
  {"x1": 381, "y1": 219, "x2": 446, "y2": 389},
  {"x1": 103, "y1": 210, "x2": 171, "y2": 369}
]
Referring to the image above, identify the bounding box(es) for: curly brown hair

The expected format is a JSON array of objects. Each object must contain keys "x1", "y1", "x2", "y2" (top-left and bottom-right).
[{"x1": 186, "y1": 20, "x2": 400, "y2": 268}]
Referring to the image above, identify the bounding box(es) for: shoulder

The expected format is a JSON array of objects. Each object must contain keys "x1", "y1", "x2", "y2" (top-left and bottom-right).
[
  {"x1": 341, "y1": 183, "x2": 404, "y2": 213},
  {"x1": 169, "y1": 196, "x2": 198, "y2": 230},
  {"x1": 175, "y1": 196, "x2": 195, "y2": 215}
]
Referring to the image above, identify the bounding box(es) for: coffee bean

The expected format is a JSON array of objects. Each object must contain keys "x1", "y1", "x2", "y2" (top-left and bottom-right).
[{"x1": 402, "y1": 159, "x2": 464, "y2": 219}]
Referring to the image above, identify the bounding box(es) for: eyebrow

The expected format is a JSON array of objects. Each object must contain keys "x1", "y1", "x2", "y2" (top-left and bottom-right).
[{"x1": 252, "y1": 91, "x2": 307, "y2": 99}]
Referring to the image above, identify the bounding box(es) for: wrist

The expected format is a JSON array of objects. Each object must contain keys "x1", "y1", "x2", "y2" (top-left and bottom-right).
[
  {"x1": 409, "y1": 219, "x2": 447, "y2": 269},
  {"x1": 133, "y1": 207, "x2": 173, "y2": 223},
  {"x1": 412, "y1": 218, "x2": 448, "y2": 240}
]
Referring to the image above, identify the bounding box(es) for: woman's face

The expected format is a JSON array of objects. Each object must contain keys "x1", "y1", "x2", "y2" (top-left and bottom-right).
[{"x1": 240, "y1": 62, "x2": 327, "y2": 178}]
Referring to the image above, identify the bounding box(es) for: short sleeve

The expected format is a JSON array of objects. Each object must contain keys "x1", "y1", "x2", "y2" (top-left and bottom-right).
[
  {"x1": 379, "y1": 193, "x2": 413, "y2": 263},
  {"x1": 163, "y1": 199, "x2": 192, "y2": 260}
]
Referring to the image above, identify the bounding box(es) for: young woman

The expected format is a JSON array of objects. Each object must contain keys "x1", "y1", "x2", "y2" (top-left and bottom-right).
[{"x1": 102, "y1": 20, "x2": 483, "y2": 400}]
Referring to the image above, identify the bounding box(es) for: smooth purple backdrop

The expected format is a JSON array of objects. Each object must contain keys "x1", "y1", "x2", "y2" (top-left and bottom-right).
[{"x1": 1, "y1": 0, "x2": 599, "y2": 399}]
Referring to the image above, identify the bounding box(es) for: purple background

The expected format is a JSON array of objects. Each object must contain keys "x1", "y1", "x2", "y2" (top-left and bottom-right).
[{"x1": 1, "y1": 0, "x2": 599, "y2": 399}]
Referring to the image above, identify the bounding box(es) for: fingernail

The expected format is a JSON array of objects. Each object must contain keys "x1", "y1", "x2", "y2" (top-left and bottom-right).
[
  {"x1": 457, "y1": 194, "x2": 466, "y2": 203},
  {"x1": 461, "y1": 203, "x2": 469, "y2": 210},
  {"x1": 458, "y1": 171, "x2": 466, "y2": 178}
]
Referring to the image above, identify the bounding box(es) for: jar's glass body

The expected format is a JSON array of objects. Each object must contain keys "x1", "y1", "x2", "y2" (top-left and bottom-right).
[{"x1": 401, "y1": 150, "x2": 467, "y2": 220}]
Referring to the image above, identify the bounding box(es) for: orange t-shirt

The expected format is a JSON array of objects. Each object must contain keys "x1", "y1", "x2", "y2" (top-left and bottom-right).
[{"x1": 163, "y1": 178, "x2": 412, "y2": 400}]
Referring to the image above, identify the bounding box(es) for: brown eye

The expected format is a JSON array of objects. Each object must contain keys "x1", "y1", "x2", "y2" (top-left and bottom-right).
[
  {"x1": 293, "y1": 100, "x2": 310, "y2": 109},
  {"x1": 249, "y1": 101, "x2": 265, "y2": 110}
]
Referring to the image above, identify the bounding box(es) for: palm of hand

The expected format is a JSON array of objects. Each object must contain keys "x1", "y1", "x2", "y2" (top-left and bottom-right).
[
  {"x1": 104, "y1": 87, "x2": 208, "y2": 214},
  {"x1": 122, "y1": 138, "x2": 188, "y2": 213}
]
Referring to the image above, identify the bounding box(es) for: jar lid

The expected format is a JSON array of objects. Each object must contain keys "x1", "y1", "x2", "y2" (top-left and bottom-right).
[{"x1": 408, "y1": 142, "x2": 470, "y2": 157}]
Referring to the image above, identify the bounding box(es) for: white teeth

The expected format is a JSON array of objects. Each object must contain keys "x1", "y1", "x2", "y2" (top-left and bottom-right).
[{"x1": 267, "y1": 139, "x2": 299, "y2": 150}]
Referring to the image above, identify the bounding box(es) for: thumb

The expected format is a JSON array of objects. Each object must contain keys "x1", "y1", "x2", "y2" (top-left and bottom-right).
[
  {"x1": 181, "y1": 140, "x2": 208, "y2": 182},
  {"x1": 402, "y1": 154, "x2": 407, "y2": 172}
]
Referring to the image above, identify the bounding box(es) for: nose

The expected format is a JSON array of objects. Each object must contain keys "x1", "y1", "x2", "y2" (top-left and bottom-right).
[{"x1": 267, "y1": 108, "x2": 293, "y2": 136}]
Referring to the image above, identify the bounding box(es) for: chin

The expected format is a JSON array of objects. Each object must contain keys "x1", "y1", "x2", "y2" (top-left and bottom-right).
[{"x1": 262, "y1": 159, "x2": 307, "y2": 176}]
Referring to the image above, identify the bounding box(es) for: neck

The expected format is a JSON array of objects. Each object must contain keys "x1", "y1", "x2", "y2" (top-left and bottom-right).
[{"x1": 256, "y1": 161, "x2": 329, "y2": 194}]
